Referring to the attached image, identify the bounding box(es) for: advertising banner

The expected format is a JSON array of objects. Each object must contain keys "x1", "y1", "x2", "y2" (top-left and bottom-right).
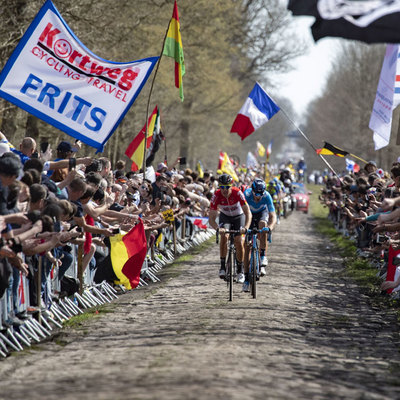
[{"x1": 0, "y1": 0, "x2": 158, "y2": 152}]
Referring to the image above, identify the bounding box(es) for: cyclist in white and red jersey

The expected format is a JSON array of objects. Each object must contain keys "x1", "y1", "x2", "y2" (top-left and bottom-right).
[{"x1": 209, "y1": 174, "x2": 251, "y2": 283}]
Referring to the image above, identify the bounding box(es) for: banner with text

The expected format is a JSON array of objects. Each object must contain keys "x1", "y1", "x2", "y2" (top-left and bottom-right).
[{"x1": 0, "y1": 0, "x2": 158, "y2": 152}]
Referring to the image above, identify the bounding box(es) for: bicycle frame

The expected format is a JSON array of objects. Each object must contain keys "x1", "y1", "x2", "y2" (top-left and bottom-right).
[
  {"x1": 247, "y1": 227, "x2": 271, "y2": 299},
  {"x1": 216, "y1": 229, "x2": 241, "y2": 301}
]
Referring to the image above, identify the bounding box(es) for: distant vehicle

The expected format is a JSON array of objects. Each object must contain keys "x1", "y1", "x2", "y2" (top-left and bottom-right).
[{"x1": 292, "y1": 183, "x2": 311, "y2": 213}]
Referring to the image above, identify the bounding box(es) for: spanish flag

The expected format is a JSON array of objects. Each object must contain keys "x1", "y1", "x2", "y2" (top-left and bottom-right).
[
  {"x1": 316, "y1": 142, "x2": 349, "y2": 157},
  {"x1": 163, "y1": 0, "x2": 185, "y2": 101},
  {"x1": 125, "y1": 106, "x2": 159, "y2": 171},
  {"x1": 109, "y1": 221, "x2": 147, "y2": 290}
]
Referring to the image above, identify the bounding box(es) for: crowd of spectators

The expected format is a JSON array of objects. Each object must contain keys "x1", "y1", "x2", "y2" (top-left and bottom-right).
[
  {"x1": 318, "y1": 159, "x2": 400, "y2": 295},
  {"x1": 0, "y1": 132, "x2": 215, "y2": 326}
]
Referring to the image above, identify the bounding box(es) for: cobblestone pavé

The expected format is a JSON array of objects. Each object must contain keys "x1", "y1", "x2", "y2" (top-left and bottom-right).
[{"x1": 1, "y1": 212, "x2": 400, "y2": 400}]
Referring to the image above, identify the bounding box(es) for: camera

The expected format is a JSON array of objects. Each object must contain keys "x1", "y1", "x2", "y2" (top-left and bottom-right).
[
  {"x1": 40, "y1": 142, "x2": 49, "y2": 153},
  {"x1": 112, "y1": 228, "x2": 120, "y2": 234},
  {"x1": 376, "y1": 234, "x2": 388, "y2": 244},
  {"x1": 179, "y1": 157, "x2": 186, "y2": 165}
]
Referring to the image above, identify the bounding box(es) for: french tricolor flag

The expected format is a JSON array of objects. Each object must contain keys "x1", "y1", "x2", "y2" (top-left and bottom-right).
[{"x1": 230, "y1": 82, "x2": 280, "y2": 141}]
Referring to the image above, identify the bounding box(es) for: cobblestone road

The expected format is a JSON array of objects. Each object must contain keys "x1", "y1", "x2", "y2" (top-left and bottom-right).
[{"x1": 1, "y1": 211, "x2": 400, "y2": 400}]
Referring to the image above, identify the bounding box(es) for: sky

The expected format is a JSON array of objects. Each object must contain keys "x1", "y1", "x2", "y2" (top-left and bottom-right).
[{"x1": 276, "y1": 16, "x2": 341, "y2": 120}]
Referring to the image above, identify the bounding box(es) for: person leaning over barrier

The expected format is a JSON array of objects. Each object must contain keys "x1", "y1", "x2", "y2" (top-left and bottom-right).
[{"x1": 208, "y1": 173, "x2": 251, "y2": 284}]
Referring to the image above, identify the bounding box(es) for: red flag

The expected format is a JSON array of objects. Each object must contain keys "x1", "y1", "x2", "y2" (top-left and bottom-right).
[{"x1": 385, "y1": 246, "x2": 400, "y2": 294}]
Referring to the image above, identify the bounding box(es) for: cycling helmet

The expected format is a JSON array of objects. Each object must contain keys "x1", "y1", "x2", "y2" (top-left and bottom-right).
[
  {"x1": 218, "y1": 173, "x2": 233, "y2": 185},
  {"x1": 252, "y1": 179, "x2": 266, "y2": 194}
]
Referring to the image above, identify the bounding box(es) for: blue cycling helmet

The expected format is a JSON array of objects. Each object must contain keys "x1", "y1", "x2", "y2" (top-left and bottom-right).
[{"x1": 252, "y1": 179, "x2": 266, "y2": 194}]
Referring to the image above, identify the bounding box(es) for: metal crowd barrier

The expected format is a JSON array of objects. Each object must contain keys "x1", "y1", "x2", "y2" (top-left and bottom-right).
[{"x1": 0, "y1": 214, "x2": 214, "y2": 358}]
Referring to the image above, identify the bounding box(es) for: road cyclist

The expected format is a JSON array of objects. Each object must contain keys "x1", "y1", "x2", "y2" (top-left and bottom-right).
[
  {"x1": 267, "y1": 177, "x2": 283, "y2": 223},
  {"x1": 242, "y1": 178, "x2": 277, "y2": 292},
  {"x1": 209, "y1": 173, "x2": 251, "y2": 284}
]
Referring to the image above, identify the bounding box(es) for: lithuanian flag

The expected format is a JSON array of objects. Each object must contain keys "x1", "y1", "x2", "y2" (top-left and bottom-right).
[
  {"x1": 109, "y1": 220, "x2": 147, "y2": 289},
  {"x1": 125, "y1": 106, "x2": 159, "y2": 171},
  {"x1": 316, "y1": 142, "x2": 349, "y2": 157},
  {"x1": 163, "y1": 0, "x2": 185, "y2": 101}
]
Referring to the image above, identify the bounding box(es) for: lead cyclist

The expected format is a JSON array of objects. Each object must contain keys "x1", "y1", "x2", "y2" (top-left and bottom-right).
[
  {"x1": 242, "y1": 179, "x2": 277, "y2": 292},
  {"x1": 209, "y1": 174, "x2": 251, "y2": 284}
]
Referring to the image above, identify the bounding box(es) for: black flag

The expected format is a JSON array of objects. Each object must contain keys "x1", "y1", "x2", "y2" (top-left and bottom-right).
[{"x1": 288, "y1": 0, "x2": 400, "y2": 44}]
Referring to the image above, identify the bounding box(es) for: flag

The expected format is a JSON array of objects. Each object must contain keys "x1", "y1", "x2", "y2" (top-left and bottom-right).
[
  {"x1": 163, "y1": 0, "x2": 185, "y2": 101},
  {"x1": 345, "y1": 158, "x2": 359, "y2": 173},
  {"x1": 231, "y1": 82, "x2": 280, "y2": 141},
  {"x1": 218, "y1": 151, "x2": 239, "y2": 182},
  {"x1": 288, "y1": 0, "x2": 400, "y2": 44},
  {"x1": 109, "y1": 220, "x2": 147, "y2": 289},
  {"x1": 316, "y1": 142, "x2": 349, "y2": 157},
  {"x1": 246, "y1": 151, "x2": 259, "y2": 170},
  {"x1": 185, "y1": 216, "x2": 208, "y2": 229},
  {"x1": 125, "y1": 106, "x2": 158, "y2": 171},
  {"x1": 266, "y1": 140, "x2": 272, "y2": 158},
  {"x1": 145, "y1": 109, "x2": 163, "y2": 167},
  {"x1": 256, "y1": 141, "x2": 265, "y2": 157},
  {"x1": 196, "y1": 161, "x2": 204, "y2": 178},
  {"x1": 0, "y1": 0, "x2": 158, "y2": 152},
  {"x1": 369, "y1": 44, "x2": 400, "y2": 150},
  {"x1": 384, "y1": 246, "x2": 400, "y2": 294}
]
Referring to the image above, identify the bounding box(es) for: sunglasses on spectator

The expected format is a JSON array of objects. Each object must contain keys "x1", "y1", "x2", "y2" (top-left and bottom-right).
[
  {"x1": 219, "y1": 185, "x2": 231, "y2": 189},
  {"x1": 140, "y1": 185, "x2": 148, "y2": 191}
]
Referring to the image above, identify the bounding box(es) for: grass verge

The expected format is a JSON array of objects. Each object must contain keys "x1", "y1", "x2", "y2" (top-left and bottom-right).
[{"x1": 63, "y1": 303, "x2": 116, "y2": 329}]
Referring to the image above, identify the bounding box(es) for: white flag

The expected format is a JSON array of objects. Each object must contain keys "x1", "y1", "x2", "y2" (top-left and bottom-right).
[
  {"x1": 369, "y1": 44, "x2": 400, "y2": 150},
  {"x1": 345, "y1": 158, "x2": 355, "y2": 172},
  {"x1": 246, "y1": 151, "x2": 259, "y2": 169}
]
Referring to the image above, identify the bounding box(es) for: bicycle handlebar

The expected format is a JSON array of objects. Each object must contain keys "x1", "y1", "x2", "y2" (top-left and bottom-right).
[
  {"x1": 216, "y1": 229, "x2": 243, "y2": 244},
  {"x1": 247, "y1": 227, "x2": 270, "y2": 234}
]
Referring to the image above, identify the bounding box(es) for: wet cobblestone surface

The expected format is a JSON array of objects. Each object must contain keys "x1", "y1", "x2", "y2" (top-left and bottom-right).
[{"x1": 1, "y1": 212, "x2": 400, "y2": 399}]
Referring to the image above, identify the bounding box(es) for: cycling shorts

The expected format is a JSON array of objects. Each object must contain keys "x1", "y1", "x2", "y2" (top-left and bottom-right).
[
  {"x1": 250, "y1": 210, "x2": 269, "y2": 229},
  {"x1": 219, "y1": 213, "x2": 245, "y2": 236}
]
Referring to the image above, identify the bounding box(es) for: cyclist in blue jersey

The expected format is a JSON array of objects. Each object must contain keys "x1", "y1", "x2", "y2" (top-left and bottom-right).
[{"x1": 242, "y1": 179, "x2": 277, "y2": 291}]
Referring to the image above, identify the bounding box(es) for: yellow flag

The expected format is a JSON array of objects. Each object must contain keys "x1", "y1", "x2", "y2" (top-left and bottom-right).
[
  {"x1": 257, "y1": 141, "x2": 265, "y2": 157},
  {"x1": 220, "y1": 152, "x2": 239, "y2": 182}
]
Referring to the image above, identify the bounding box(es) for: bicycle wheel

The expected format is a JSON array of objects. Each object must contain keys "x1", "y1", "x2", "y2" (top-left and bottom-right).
[
  {"x1": 228, "y1": 249, "x2": 234, "y2": 301},
  {"x1": 251, "y1": 248, "x2": 257, "y2": 299}
]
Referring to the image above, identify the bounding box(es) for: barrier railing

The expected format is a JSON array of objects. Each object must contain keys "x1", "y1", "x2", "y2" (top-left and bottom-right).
[{"x1": 0, "y1": 214, "x2": 213, "y2": 357}]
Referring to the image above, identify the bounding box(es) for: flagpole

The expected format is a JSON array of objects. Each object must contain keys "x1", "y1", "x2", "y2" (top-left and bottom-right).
[
  {"x1": 275, "y1": 106, "x2": 342, "y2": 181},
  {"x1": 164, "y1": 135, "x2": 168, "y2": 165},
  {"x1": 349, "y1": 153, "x2": 368, "y2": 164},
  {"x1": 141, "y1": 18, "x2": 171, "y2": 180}
]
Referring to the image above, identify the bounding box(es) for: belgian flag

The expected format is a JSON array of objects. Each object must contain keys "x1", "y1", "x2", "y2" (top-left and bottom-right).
[{"x1": 316, "y1": 142, "x2": 349, "y2": 157}]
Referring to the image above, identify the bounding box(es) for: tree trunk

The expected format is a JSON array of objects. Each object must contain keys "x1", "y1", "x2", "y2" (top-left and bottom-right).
[
  {"x1": 25, "y1": 115, "x2": 40, "y2": 140},
  {"x1": 1, "y1": 105, "x2": 18, "y2": 139},
  {"x1": 179, "y1": 100, "x2": 192, "y2": 167}
]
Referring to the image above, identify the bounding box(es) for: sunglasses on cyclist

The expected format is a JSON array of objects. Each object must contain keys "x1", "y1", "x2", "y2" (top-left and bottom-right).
[
  {"x1": 253, "y1": 191, "x2": 263, "y2": 196},
  {"x1": 219, "y1": 185, "x2": 232, "y2": 190}
]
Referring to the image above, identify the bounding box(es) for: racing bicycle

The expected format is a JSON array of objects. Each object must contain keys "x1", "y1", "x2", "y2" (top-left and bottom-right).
[
  {"x1": 246, "y1": 227, "x2": 271, "y2": 299},
  {"x1": 216, "y1": 229, "x2": 241, "y2": 302}
]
